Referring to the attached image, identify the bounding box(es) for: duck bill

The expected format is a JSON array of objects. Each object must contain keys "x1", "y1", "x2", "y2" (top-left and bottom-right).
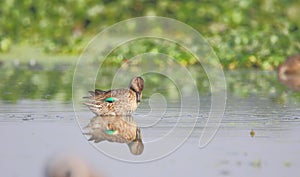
[
  {"x1": 136, "y1": 92, "x2": 141, "y2": 103},
  {"x1": 136, "y1": 128, "x2": 141, "y2": 140}
]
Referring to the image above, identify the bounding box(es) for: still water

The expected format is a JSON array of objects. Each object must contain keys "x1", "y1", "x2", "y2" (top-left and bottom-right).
[{"x1": 0, "y1": 63, "x2": 300, "y2": 177}]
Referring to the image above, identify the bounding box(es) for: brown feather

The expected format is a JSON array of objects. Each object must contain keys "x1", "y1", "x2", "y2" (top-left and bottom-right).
[{"x1": 83, "y1": 77, "x2": 144, "y2": 115}]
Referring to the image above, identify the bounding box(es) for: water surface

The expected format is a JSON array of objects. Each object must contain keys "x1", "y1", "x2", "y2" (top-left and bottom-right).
[
  {"x1": 0, "y1": 63, "x2": 300, "y2": 177},
  {"x1": 1, "y1": 93, "x2": 300, "y2": 177}
]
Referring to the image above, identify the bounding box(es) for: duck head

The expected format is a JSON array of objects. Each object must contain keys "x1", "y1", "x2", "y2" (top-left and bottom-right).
[
  {"x1": 277, "y1": 55, "x2": 300, "y2": 91},
  {"x1": 129, "y1": 76, "x2": 144, "y2": 103}
]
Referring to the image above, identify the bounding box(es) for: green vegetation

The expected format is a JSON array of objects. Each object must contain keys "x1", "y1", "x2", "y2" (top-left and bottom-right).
[
  {"x1": 0, "y1": 0, "x2": 299, "y2": 102},
  {"x1": 1, "y1": 0, "x2": 300, "y2": 69}
]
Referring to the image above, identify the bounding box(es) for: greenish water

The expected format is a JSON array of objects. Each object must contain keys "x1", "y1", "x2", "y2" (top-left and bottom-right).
[
  {"x1": 0, "y1": 60, "x2": 299, "y2": 103},
  {"x1": 0, "y1": 62, "x2": 73, "y2": 102}
]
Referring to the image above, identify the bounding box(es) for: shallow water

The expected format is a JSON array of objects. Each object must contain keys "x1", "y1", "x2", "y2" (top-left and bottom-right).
[
  {"x1": 1, "y1": 61, "x2": 300, "y2": 176},
  {"x1": 1, "y1": 91, "x2": 300, "y2": 177}
]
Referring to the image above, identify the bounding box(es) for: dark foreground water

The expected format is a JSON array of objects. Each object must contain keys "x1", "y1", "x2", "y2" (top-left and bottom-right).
[{"x1": 0, "y1": 92, "x2": 300, "y2": 177}]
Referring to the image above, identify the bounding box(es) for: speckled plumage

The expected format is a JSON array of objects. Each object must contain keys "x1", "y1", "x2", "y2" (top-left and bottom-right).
[
  {"x1": 84, "y1": 76, "x2": 144, "y2": 115},
  {"x1": 278, "y1": 55, "x2": 300, "y2": 75},
  {"x1": 278, "y1": 55, "x2": 300, "y2": 91},
  {"x1": 83, "y1": 115, "x2": 144, "y2": 155}
]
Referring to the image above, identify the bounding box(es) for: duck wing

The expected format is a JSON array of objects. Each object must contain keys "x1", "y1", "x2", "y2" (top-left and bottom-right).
[
  {"x1": 83, "y1": 89, "x2": 107, "y2": 98},
  {"x1": 84, "y1": 89, "x2": 120, "y2": 103}
]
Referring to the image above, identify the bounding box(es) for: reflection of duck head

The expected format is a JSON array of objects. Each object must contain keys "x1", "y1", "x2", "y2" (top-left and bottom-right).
[
  {"x1": 83, "y1": 76, "x2": 144, "y2": 116},
  {"x1": 127, "y1": 128, "x2": 144, "y2": 155},
  {"x1": 277, "y1": 54, "x2": 300, "y2": 91},
  {"x1": 83, "y1": 115, "x2": 144, "y2": 155}
]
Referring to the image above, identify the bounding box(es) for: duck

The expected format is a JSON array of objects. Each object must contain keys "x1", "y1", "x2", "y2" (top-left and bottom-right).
[
  {"x1": 277, "y1": 54, "x2": 300, "y2": 91},
  {"x1": 83, "y1": 115, "x2": 144, "y2": 155},
  {"x1": 84, "y1": 76, "x2": 144, "y2": 116}
]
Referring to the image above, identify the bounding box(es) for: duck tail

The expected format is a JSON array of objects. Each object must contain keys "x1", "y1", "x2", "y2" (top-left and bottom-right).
[{"x1": 82, "y1": 89, "x2": 106, "y2": 99}]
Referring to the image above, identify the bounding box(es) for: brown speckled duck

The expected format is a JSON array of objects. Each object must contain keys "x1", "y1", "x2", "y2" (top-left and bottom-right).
[
  {"x1": 277, "y1": 54, "x2": 300, "y2": 91},
  {"x1": 83, "y1": 115, "x2": 144, "y2": 155},
  {"x1": 84, "y1": 76, "x2": 144, "y2": 116}
]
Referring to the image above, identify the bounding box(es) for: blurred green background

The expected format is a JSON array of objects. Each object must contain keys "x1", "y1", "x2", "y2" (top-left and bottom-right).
[
  {"x1": 0, "y1": 0, "x2": 299, "y2": 102},
  {"x1": 1, "y1": 0, "x2": 300, "y2": 69}
]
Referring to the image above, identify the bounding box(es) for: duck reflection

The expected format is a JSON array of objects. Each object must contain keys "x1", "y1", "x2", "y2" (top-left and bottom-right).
[
  {"x1": 278, "y1": 54, "x2": 300, "y2": 91},
  {"x1": 83, "y1": 115, "x2": 144, "y2": 155}
]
